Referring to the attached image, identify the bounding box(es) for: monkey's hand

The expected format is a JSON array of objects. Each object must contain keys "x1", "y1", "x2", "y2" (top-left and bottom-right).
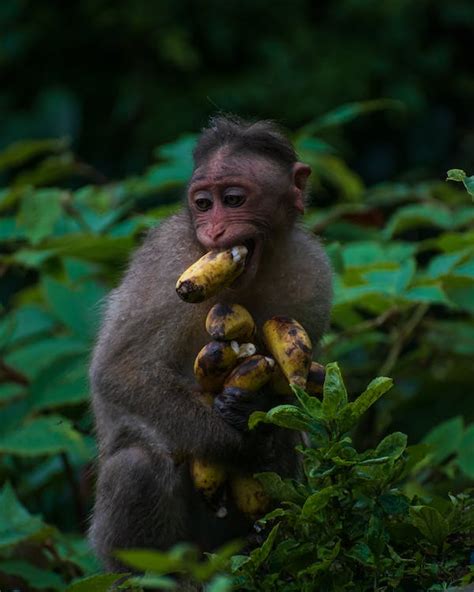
[{"x1": 213, "y1": 387, "x2": 272, "y2": 432}]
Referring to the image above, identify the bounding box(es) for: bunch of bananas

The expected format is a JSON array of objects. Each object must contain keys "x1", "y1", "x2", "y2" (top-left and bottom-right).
[{"x1": 177, "y1": 247, "x2": 326, "y2": 519}]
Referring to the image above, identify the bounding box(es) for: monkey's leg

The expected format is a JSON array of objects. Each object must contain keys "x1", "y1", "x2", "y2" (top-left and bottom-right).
[{"x1": 89, "y1": 446, "x2": 191, "y2": 571}]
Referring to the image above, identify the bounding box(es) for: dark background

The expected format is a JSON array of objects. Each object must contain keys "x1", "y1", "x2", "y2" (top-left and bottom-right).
[{"x1": 1, "y1": 0, "x2": 473, "y2": 180}]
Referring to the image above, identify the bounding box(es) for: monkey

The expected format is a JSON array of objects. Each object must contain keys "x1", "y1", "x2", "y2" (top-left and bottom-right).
[{"x1": 88, "y1": 116, "x2": 332, "y2": 573}]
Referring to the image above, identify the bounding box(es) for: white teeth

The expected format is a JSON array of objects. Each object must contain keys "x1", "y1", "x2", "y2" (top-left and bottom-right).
[
  {"x1": 265, "y1": 357, "x2": 275, "y2": 367},
  {"x1": 231, "y1": 245, "x2": 248, "y2": 263}
]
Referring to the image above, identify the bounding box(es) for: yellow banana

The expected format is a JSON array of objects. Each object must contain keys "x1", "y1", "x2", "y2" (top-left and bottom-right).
[
  {"x1": 191, "y1": 458, "x2": 227, "y2": 500},
  {"x1": 194, "y1": 340, "x2": 240, "y2": 392},
  {"x1": 262, "y1": 316, "x2": 312, "y2": 389},
  {"x1": 230, "y1": 475, "x2": 270, "y2": 520},
  {"x1": 205, "y1": 303, "x2": 256, "y2": 341},
  {"x1": 224, "y1": 355, "x2": 275, "y2": 391},
  {"x1": 270, "y1": 361, "x2": 326, "y2": 396},
  {"x1": 176, "y1": 246, "x2": 248, "y2": 303}
]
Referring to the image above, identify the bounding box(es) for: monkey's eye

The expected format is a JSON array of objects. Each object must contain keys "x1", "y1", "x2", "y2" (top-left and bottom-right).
[
  {"x1": 222, "y1": 188, "x2": 246, "y2": 208},
  {"x1": 194, "y1": 194, "x2": 213, "y2": 211}
]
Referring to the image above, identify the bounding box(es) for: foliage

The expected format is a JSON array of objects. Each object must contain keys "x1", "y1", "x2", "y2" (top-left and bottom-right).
[
  {"x1": 72, "y1": 368, "x2": 473, "y2": 591},
  {"x1": 0, "y1": 100, "x2": 473, "y2": 590}
]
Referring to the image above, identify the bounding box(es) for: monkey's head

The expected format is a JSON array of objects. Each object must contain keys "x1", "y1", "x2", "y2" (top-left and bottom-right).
[{"x1": 187, "y1": 116, "x2": 311, "y2": 282}]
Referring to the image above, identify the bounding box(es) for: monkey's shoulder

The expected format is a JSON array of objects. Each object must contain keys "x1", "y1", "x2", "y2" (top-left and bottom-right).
[{"x1": 131, "y1": 210, "x2": 201, "y2": 272}]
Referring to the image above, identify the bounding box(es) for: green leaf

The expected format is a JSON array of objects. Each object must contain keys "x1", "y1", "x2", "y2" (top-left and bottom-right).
[
  {"x1": 205, "y1": 575, "x2": 233, "y2": 592},
  {"x1": 250, "y1": 405, "x2": 312, "y2": 431},
  {"x1": 248, "y1": 410, "x2": 267, "y2": 430},
  {"x1": 410, "y1": 506, "x2": 449, "y2": 546},
  {"x1": 453, "y1": 258, "x2": 474, "y2": 279},
  {"x1": 310, "y1": 154, "x2": 364, "y2": 201},
  {"x1": 0, "y1": 217, "x2": 27, "y2": 241},
  {"x1": 0, "y1": 483, "x2": 51, "y2": 548},
  {"x1": 65, "y1": 573, "x2": 128, "y2": 592},
  {"x1": 0, "y1": 415, "x2": 90, "y2": 459},
  {"x1": 7, "y1": 247, "x2": 58, "y2": 268},
  {"x1": 0, "y1": 384, "x2": 25, "y2": 404},
  {"x1": 0, "y1": 560, "x2": 65, "y2": 590},
  {"x1": 458, "y1": 424, "x2": 474, "y2": 478},
  {"x1": 42, "y1": 276, "x2": 106, "y2": 339},
  {"x1": 339, "y1": 376, "x2": 393, "y2": 432},
  {"x1": 255, "y1": 472, "x2": 305, "y2": 504},
  {"x1": 403, "y1": 284, "x2": 450, "y2": 305},
  {"x1": 40, "y1": 234, "x2": 134, "y2": 264},
  {"x1": 379, "y1": 493, "x2": 410, "y2": 515},
  {"x1": 300, "y1": 99, "x2": 402, "y2": 135},
  {"x1": 0, "y1": 138, "x2": 69, "y2": 171},
  {"x1": 384, "y1": 204, "x2": 453, "y2": 238},
  {"x1": 373, "y1": 432, "x2": 407, "y2": 461},
  {"x1": 291, "y1": 384, "x2": 323, "y2": 419},
  {"x1": 301, "y1": 486, "x2": 336, "y2": 519},
  {"x1": 17, "y1": 189, "x2": 64, "y2": 245},
  {"x1": 447, "y1": 168, "x2": 474, "y2": 197},
  {"x1": 346, "y1": 542, "x2": 374, "y2": 566},
  {"x1": 446, "y1": 169, "x2": 467, "y2": 183},
  {"x1": 423, "y1": 416, "x2": 464, "y2": 464},
  {"x1": 368, "y1": 514, "x2": 386, "y2": 559},
  {"x1": 0, "y1": 306, "x2": 55, "y2": 345},
  {"x1": 322, "y1": 362, "x2": 347, "y2": 419},
  {"x1": 341, "y1": 240, "x2": 415, "y2": 268},
  {"x1": 130, "y1": 573, "x2": 176, "y2": 589},
  {"x1": 117, "y1": 543, "x2": 197, "y2": 572},
  {"x1": 29, "y1": 354, "x2": 89, "y2": 411},
  {"x1": 4, "y1": 337, "x2": 87, "y2": 380},
  {"x1": 249, "y1": 524, "x2": 280, "y2": 569},
  {"x1": 426, "y1": 251, "x2": 469, "y2": 278},
  {"x1": 362, "y1": 258, "x2": 416, "y2": 295}
]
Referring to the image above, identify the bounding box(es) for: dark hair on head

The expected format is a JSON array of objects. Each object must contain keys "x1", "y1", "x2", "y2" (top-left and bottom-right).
[{"x1": 193, "y1": 115, "x2": 297, "y2": 171}]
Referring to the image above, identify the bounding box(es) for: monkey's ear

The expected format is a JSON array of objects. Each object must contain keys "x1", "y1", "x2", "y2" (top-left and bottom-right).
[{"x1": 291, "y1": 162, "x2": 312, "y2": 214}]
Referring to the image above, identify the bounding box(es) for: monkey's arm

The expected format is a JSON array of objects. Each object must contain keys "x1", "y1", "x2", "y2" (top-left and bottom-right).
[{"x1": 91, "y1": 339, "x2": 246, "y2": 462}]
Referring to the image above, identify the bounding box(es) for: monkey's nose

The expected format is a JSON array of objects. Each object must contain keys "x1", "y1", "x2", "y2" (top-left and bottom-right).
[{"x1": 204, "y1": 225, "x2": 226, "y2": 248}]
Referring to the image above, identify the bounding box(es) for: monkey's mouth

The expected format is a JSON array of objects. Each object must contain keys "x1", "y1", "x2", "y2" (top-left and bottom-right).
[
  {"x1": 242, "y1": 239, "x2": 256, "y2": 266},
  {"x1": 232, "y1": 238, "x2": 261, "y2": 288}
]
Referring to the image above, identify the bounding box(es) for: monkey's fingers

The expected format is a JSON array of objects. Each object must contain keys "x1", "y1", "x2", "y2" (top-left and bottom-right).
[
  {"x1": 214, "y1": 387, "x2": 271, "y2": 432},
  {"x1": 176, "y1": 246, "x2": 248, "y2": 303}
]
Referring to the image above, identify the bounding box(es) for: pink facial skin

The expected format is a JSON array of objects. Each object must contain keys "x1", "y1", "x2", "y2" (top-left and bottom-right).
[{"x1": 187, "y1": 149, "x2": 311, "y2": 283}]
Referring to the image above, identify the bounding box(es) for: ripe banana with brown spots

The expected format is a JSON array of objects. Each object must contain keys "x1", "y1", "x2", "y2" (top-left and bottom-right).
[
  {"x1": 262, "y1": 316, "x2": 312, "y2": 389},
  {"x1": 193, "y1": 340, "x2": 240, "y2": 392},
  {"x1": 230, "y1": 474, "x2": 270, "y2": 520},
  {"x1": 223, "y1": 354, "x2": 275, "y2": 391},
  {"x1": 206, "y1": 303, "x2": 256, "y2": 341},
  {"x1": 190, "y1": 458, "x2": 227, "y2": 501},
  {"x1": 176, "y1": 246, "x2": 248, "y2": 303},
  {"x1": 270, "y1": 361, "x2": 326, "y2": 396}
]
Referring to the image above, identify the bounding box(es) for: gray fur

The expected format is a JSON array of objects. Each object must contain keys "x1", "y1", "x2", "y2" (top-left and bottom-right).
[{"x1": 89, "y1": 207, "x2": 332, "y2": 570}]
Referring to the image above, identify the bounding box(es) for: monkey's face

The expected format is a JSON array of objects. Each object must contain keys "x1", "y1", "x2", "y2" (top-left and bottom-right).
[{"x1": 187, "y1": 151, "x2": 310, "y2": 283}]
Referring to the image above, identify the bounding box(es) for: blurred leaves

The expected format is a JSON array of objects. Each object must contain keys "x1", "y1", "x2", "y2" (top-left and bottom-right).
[{"x1": 0, "y1": 101, "x2": 472, "y2": 590}]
